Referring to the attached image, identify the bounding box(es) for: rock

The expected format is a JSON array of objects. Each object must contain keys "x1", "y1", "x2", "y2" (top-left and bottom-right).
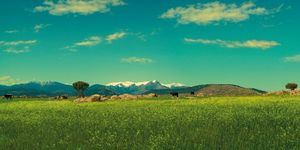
[
  {"x1": 142, "y1": 93, "x2": 158, "y2": 98},
  {"x1": 290, "y1": 90, "x2": 300, "y2": 95},
  {"x1": 74, "y1": 94, "x2": 105, "y2": 103},
  {"x1": 101, "y1": 96, "x2": 110, "y2": 101},
  {"x1": 265, "y1": 90, "x2": 300, "y2": 96},
  {"x1": 118, "y1": 94, "x2": 138, "y2": 100},
  {"x1": 196, "y1": 93, "x2": 205, "y2": 97},
  {"x1": 86, "y1": 94, "x2": 103, "y2": 102},
  {"x1": 110, "y1": 95, "x2": 121, "y2": 100},
  {"x1": 136, "y1": 95, "x2": 143, "y2": 98},
  {"x1": 266, "y1": 90, "x2": 290, "y2": 96}
]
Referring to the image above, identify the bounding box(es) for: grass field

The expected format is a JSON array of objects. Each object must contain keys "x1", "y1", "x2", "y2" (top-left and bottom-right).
[{"x1": 0, "y1": 96, "x2": 299, "y2": 149}]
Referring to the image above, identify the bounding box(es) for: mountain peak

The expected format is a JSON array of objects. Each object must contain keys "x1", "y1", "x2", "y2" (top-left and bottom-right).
[
  {"x1": 106, "y1": 81, "x2": 135, "y2": 87},
  {"x1": 163, "y1": 83, "x2": 186, "y2": 88},
  {"x1": 106, "y1": 80, "x2": 162, "y2": 87},
  {"x1": 29, "y1": 81, "x2": 60, "y2": 86}
]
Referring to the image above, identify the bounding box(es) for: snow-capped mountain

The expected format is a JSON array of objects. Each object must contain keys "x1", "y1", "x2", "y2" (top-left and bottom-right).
[
  {"x1": 0, "y1": 81, "x2": 76, "y2": 96},
  {"x1": 162, "y1": 83, "x2": 186, "y2": 89},
  {"x1": 107, "y1": 80, "x2": 161, "y2": 87},
  {"x1": 0, "y1": 80, "x2": 188, "y2": 96},
  {"x1": 106, "y1": 80, "x2": 170, "y2": 94}
]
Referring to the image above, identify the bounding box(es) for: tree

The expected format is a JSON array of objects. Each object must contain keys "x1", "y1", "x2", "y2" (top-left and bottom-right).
[
  {"x1": 73, "y1": 81, "x2": 89, "y2": 97},
  {"x1": 285, "y1": 83, "x2": 298, "y2": 91}
]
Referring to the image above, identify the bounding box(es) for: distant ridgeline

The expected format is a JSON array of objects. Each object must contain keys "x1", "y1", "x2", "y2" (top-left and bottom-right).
[{"x1": 0, "y1": 81, "x2": 266, "y2": 97}]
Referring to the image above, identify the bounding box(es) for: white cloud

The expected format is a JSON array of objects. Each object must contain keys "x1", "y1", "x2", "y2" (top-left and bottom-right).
[
  {"x1": 34, "y1": 24, "x2": 50, "y2": 33},
  {"x1": 34, "y1": 0, "x2": 125, "y2": 16},
  {"x1": 160, "y1": 1, "x2": 275, "y2": 25},
  {"x1": 65, "y1": 36, "x2": 101, "y2": 51},
  {"x1": 185, "y1": 38, "x2": 279, "y2": 49},
  {"x1": 0, "y1": 76, "x2": 22, "y2": 85},
  {"x1": 0, "y1": 40, "x2": 37, "y2": 54},
  {"x1": 121, "y1": 57, "x2": 153, "y2": 64},
  {"x1": 106, "y1": 32, "x2": 126, "y2": 43},
  {"x1": 5, "y1": 30, "x2": 19, "y2": 34},
  {"x1": 0, "y1": 40, "x2": 37, "y2": 46},
  {"x1": 4, "y1": 47, "x2": 30, "y2": 54},
  {"x1": 75, "y1": 36, "x2": 102, "y2": 47},
  {"x1": 133, "y1": 32, "x2": 147, "y2": 41},
  {"x1": 284, "y1": 55, "x2": 300, "y2": 62}
]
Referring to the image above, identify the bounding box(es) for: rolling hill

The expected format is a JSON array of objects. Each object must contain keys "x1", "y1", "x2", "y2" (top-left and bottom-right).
[
  {"x1": 144, "y1": 84, "x2": 266, "y2": 96},
  {"x1": 0, "y1": 81, "x2": 266, "y2": 97}
]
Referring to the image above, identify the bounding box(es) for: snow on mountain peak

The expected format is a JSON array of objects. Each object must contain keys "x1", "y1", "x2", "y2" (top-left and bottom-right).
[
  {"x1": 162, "y1": 83, "x2": 186, "y2": 88},
  {"x1": 106, "y1": 81, "x2": 135, "y2": 87},
  {"x1": 106, "y1": 80, "x2": 160, "y2": 87},
  {"x1": 106, "y1": 80, "x2": 185, "y2": 88},
  {"x1": 30, "y1": 81, "x2": 57, "y2": 86}
]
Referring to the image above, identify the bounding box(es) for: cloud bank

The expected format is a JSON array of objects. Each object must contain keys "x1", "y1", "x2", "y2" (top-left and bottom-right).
[
  {"x1": 34, "y1": 24, "x2": 50, "y2": 33},
  {"x1": 75, "y1": 36, "x2": 102, "y2": 47},
  {"x1": 65, "y1": 36, "x2": 101, "y2": 51},
  {"x1": 0, "y1": 76, "x2": 22, "y2": 85},
  {"x1": 106, "y1": 32, "x2": 126, "y2": 43},
  {"x1": 185, "y1": 38, "x2": 279, "y2": 49},
  {"x1": 121, "y1": 57, "x2": 153, "y2": 64},
  {"x1": 34, "y1": 0, "x2": 125, "y2": 16},
  {"x1": 284, "y1": 55, "x2": 300, "y2": 62},
  {"x1": 0, "y1": 40, "x2": 37, "y2": 54},
  {"x1": 161, "y1": 1, "x2": 276, "y2": 25},
  {"x1": 5, "y1": 30, "x2": 19, "y2": 34}
]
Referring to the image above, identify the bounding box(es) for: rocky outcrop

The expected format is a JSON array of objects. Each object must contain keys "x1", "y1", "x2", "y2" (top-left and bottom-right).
[
  {"x1": 142, "y1": 93, "x2": 158, "y2": 98},
  {"x1": 266, "y1": 90, "x2": 300, "y2": 96},
  {"x1": 75, "y1": 94, "x2": 106, "y2": 103},
  {"x1": 118, "y1": 94, "x2": 138, "y2": 100}
]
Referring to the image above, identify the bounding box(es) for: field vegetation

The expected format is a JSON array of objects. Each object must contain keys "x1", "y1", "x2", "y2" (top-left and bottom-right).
[{"x1": 0, "y1": 96, "x2": 299, "y2": 149}]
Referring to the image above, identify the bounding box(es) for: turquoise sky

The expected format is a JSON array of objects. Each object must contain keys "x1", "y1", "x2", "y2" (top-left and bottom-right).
[{"x1": 0, "y1": 0, "x2": 299, "y2": 90}]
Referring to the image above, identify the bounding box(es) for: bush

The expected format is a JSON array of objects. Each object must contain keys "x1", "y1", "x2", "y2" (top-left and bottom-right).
[
  {"x1": 73, "y1": 81, "x2": 89, "y2": 97},
  {"x1": 285, "y1": 83, "x2": 298, "y2": 91}
]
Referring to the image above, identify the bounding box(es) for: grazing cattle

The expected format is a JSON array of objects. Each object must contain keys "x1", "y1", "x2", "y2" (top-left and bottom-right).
[
  {"x1": 54, "y1": 95, "x2": 68, "y2": 100},
  {"x1": 191, "y1": 91, "x2": 195, "y2": 95},
  {"x1": 4, "y1": 94, "x2": 13, "y2": 100},
  {"x1": 170, "y1": 92, "x2": 179, "y2": 97},
  {"x1": 60, "y1": 95, "x2": 68, "y2": 99}
]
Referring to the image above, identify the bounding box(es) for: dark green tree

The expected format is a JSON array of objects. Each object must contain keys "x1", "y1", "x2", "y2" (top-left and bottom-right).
[
  {"x1": 285, "y1": 83, "x2": 298, "y2": 91},
  {"x1": 73, "y1": 81, "x2": 89, "y2": 97}
]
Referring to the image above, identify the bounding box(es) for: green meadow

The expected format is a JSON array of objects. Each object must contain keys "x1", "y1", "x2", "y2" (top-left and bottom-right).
[{"x1": 0, "y1": 96, "x2": 299, "y2": 149}]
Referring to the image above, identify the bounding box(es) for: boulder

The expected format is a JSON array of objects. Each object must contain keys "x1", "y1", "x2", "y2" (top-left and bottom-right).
[
  {"x1": 142, "y1": 93, "x2": 158, "y2": 98},
  {"x1": 118, "y1": 94, "x2": 138, "y2": 100},
  {"x1": 290, "y1": 90, "x2": 300, "y2": 95},
  {"x1": 196, "y1": 93, "x2": 205, "y2": 97},
  {"x1": 74, "y1": 94, "x2": 104, "y2": 103},
  {"x1": 266, "y1": 90, "x2": 290, "y2": 96},
  {"x1": 265, "y1": 90, "x2": 300, "y2": 96},
  {"x1": 110, "y1": 95, "x2": 121, "y2": 100},
  {"x1": 85, "y1": 94, "x2": 102, "y2": 102}
]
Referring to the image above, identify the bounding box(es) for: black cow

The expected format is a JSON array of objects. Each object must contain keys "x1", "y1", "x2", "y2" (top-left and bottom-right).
[
  {"x1": 54, "y1": 95, "x2": 68, "y2": 100},
  {"x1": 4, "y1": 94, "x2": 13, "y2": 100},
  {"x1": 191, "y1": 91, "x2": 195, "y2": 95},
  {"x1": 170, "y1": 92, "x2": 179, "y2": 97}
]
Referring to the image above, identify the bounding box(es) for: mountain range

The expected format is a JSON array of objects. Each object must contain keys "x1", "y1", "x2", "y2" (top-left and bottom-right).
[{"x1": 0, "y1": 81, "x2": 266, "y2": 97}]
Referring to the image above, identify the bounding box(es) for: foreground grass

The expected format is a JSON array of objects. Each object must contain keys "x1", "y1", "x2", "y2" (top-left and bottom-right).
[{"x1": 0, "y1": 96, "x2": 299, "y2": 149}]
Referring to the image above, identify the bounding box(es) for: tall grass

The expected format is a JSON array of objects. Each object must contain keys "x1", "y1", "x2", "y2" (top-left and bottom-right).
[{"x1": 0, "y1": 96, "x2": 299, "y2": 149}]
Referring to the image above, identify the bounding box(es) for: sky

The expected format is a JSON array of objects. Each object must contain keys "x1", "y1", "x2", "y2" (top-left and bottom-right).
[{"x1": 0, "y1": 0, "x2": 299, "y2": 91}]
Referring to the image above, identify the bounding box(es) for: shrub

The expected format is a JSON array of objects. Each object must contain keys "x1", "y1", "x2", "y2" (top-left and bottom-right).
[
  {"x1": 73, "y1": 81, "x2": 89, "y2": 97},
  {"x1": 285, "y1": 83, "x2": 298, "y2": 91}
]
